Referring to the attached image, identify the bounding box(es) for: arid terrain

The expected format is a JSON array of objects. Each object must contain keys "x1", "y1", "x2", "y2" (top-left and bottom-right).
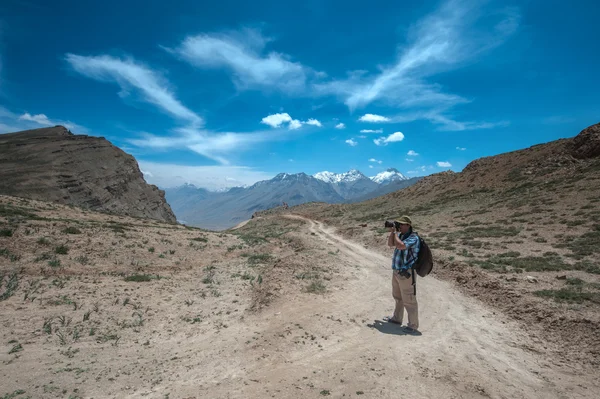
[{"x1": 1, "y1": 124, "x2": 600, "y2": 398}]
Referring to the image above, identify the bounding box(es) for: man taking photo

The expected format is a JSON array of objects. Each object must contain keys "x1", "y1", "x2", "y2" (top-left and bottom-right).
[{"x1": 384, "y1": 216, "x2": 420, "y2": 334}]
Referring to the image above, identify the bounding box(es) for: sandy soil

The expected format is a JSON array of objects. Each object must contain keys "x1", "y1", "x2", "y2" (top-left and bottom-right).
[{"x1": 3, "y1": 212, "x2": 598, "y2": 399}]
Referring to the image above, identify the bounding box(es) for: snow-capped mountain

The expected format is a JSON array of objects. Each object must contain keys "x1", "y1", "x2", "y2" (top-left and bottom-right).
[
  {"x1": 166, "y1": 168, "x2": 419, "y2": 230},
  {"x1": 370, "y1": 168, "x2": 409, "y2": 185},
  {"x1": 314, "y1": 169, "x2": 378, "y2": 199},
  {"x1": 313, "y1": 169, "x2": 367, "y2": 184}
]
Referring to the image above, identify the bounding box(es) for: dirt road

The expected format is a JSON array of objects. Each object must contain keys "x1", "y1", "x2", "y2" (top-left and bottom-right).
[
  {"x1": 235, "y1": 216, "x2": 598, "y2": 399},
  {"x1": 2, "y1": 215, "x2": 597, "y2": 399}
]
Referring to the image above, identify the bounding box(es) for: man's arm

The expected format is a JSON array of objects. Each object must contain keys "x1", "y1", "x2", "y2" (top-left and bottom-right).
[
  {"x1": 393, "y1": 233, "x2": 407, "y2": 250},
  {"x1": 387, "y1": 231, "x2": 396, "y2": 248}
]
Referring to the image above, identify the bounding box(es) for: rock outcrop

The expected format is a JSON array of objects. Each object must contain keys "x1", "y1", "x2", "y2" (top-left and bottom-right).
[
  {"x1": 0, "y1": 126, "x2": 176, "y2": 223},
  {"x1": 571, "y1": 122, "x2": 600, "y2": 159}
]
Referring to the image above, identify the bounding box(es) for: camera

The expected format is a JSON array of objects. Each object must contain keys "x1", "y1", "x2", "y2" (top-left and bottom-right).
[
  {"x1": 396, "y1": 269, "x2": 412, "y2": 278},
  {"x1": 384, "y1": 220, "x2": 401, "y2": 230}
]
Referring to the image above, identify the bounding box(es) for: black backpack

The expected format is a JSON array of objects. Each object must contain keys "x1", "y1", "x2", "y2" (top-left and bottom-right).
[{"x1": 414, "y1": 233, "x2": 433, "y2": 277}]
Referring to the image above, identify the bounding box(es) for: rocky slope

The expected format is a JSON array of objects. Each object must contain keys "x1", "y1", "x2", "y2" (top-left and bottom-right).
[
  {"x1": 280, "y1": 121, "x2": 600, "y2": 366},
  {"x1": 0, "y1": 126, "x2": 176, "y2": 223}
]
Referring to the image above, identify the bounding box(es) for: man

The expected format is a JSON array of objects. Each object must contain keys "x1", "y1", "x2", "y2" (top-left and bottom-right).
[{"x1": 384, "y1": 215, "x2": 420, "y2": 334}]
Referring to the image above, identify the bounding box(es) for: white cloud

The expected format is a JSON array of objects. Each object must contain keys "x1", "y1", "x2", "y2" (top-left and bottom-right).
[
  {"x1": 288, "y1": 119, "x2": 302, "y2": 130},
  {"x1": 437, "y1": 161, "x2": 452, "y2": 168},
  {"x1": 405, "y1": 158, "x2": 414, "y2": 162},
  {"x1": 17, "y1": 112, "x2": 87, "y2": 132},
  {"x1": 0, "y1": 107, "x2": 88, "y2": 134},
  {"x1": 374, "y1": 131, "x2": 405, "y2": 146},
  {"x1": 313, "y1": 0, "x2": 520, "y2": 129},
  {"x1": 369, "y1": 165, "x2": 373, "y2": 169},
  {"x1": 166, "y1": 28, "x2": 311, "y2": 93},
  {"x1": 369, "y1": 158, "x2": 383, "y2": 164},
  {"x1": 407, "y1": 150, "x2": 419, "y2": 156},
  {"x1": 19, "y1": 113, "x2": 52, "y2": 126},
  {"x1": 358, "y1": 135, "x2": 367, "y2": 139},
  {"x1": 65, "y1": 54, "x2": 203, "y2": 126},
  {"x1": 305, "y1": 118, "x2": 322, "y2": 127},
  {"x1": 360, "y1": 129, "x2": 383, "y2": 133},
  {"x1": 138, "y1": 161, "x2": 272, "y2": 190},
  {"x1": 261, "y1": 113, "x2": 321, "y2": 130},
  {"x1": 335, "y1": 123, "x2": 346, "y2": 129},
  {"x1": 359, "y1": 114, "x2": 390, "y2": 123},
  {"x1": 456, "y1": 146, "x2": 466, "y2": 151},
  {"x1": 261, "y1": 112, "x2": 292, "y2": 128},
  {"x1": 345, "y1": 138, "x2": 358, "y2": 147}
]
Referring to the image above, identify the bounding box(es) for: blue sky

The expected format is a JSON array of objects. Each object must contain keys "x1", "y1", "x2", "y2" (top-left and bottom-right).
[{"x1": 1, "y1": 0, "x2": 599, "y2": 190}]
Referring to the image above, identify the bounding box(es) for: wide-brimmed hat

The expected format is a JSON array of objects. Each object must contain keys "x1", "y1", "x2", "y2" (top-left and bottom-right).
[{"x1": 396, "y1": 216, "x2": 412, "y2": 225}]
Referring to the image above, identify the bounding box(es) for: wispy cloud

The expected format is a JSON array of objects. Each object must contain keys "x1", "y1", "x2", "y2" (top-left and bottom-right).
[
  {"x1": 360, "y1": 129, "x2": 383, "y2": 133},
  {"x1": 166, "y1": 28, "x2": 313, "y2": 93},
  {"x1": 18, "y1": 112, "x2": 87, "y2": 132},
  {"x1": 437, "y1": 161, "x2": 452, "y2": 167},
  {"x1": 335, "y1": 123, "x2": 346, "y2": 129},
  {"x1": 369, "y1": 158, "x2": 383, "y2": 164},
  {"x1": 426, "y1": 114, "x2": 509, "y2": 131},
  {"x1": 128, "y1": 126, "x2": 296, "y2": 165},
  {"x1": 64, "y1": 53, "x2": 314, "y2": 163},
  {"x1": 65, "y1": 54, "x2": 203, "y2": 126},
  {"x1": 345, "y1": 138, "x2": 358, "y2": 147},
  {"x1": 138, "y1": 160, "x2": 272, "y2": 190},
  {"x1": 374, "y1": 131, "x2": 405, "y2": 146},
  {"x1": 542, "y1": 116, "x2": 576, "y2": 125},
  {"x1": 0, "y1": 106, "x2": 88, "y2": 134},
  {"x1": 359, "y1": 114, "x2": 390, "y2": 123},
  {"x1": 407, "y1": 150, "x2": 419, "y2": 156},
  {"x1": 407, "y1": 165, "x2": 434, "y2": 174},
  {"x1": 456, "y1": 146, "x2": 466, "y2": 151},
  {"x1": 314, "y1": 0, "x2": 519, "y2": 130}
]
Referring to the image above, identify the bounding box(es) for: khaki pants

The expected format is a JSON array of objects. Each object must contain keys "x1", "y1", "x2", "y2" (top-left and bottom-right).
[{"x1": 392, "y1": 271, "x2": 419, "y2": 329}]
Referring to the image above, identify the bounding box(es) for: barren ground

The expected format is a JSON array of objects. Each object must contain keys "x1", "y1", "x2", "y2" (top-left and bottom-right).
[{"x1": 1, "y1": 196, "x2": 599, "y2": 398}]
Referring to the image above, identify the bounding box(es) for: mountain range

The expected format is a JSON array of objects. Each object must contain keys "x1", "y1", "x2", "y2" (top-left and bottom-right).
[{"x1": 165, "y1": 168, "x2": 421, "y2": 230}]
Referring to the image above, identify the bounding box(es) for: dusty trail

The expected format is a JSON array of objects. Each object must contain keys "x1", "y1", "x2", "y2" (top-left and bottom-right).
[
  {"x1": 122, "y1": 215, "x2": 598, "y2": 399},
  {"x1": 235, "y1": 215, "x2": 597, "y2": 399}
]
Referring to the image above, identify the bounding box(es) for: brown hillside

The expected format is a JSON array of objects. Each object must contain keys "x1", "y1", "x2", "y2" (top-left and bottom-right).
[
  {"x1": 276, "y1": 122, "x2": 600, "y2": 366},
  {"x1": 0, "y1": 126, "x2": 176, "y2": 223}
]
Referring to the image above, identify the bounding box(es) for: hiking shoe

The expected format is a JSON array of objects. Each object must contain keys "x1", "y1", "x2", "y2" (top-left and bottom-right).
[
  {"x1": 383, "y1": 316, "x2": 402, "y2": 325},
  {"x1": 403, "y1": 326, "x2": 420, "y2": 335}
]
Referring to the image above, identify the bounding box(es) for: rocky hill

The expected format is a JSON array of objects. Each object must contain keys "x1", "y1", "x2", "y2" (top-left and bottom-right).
[
  {"x1": 0, "y1": 126, "x2": 176, "y2": 223},
  {"x1": 280, "y1": 121, "x2": 600, "y2": 366}
]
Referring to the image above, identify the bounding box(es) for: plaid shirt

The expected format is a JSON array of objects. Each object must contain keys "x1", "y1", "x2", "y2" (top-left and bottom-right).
[{"x1": 392, "y1": 231, "x2": 420, "y2": 272}]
